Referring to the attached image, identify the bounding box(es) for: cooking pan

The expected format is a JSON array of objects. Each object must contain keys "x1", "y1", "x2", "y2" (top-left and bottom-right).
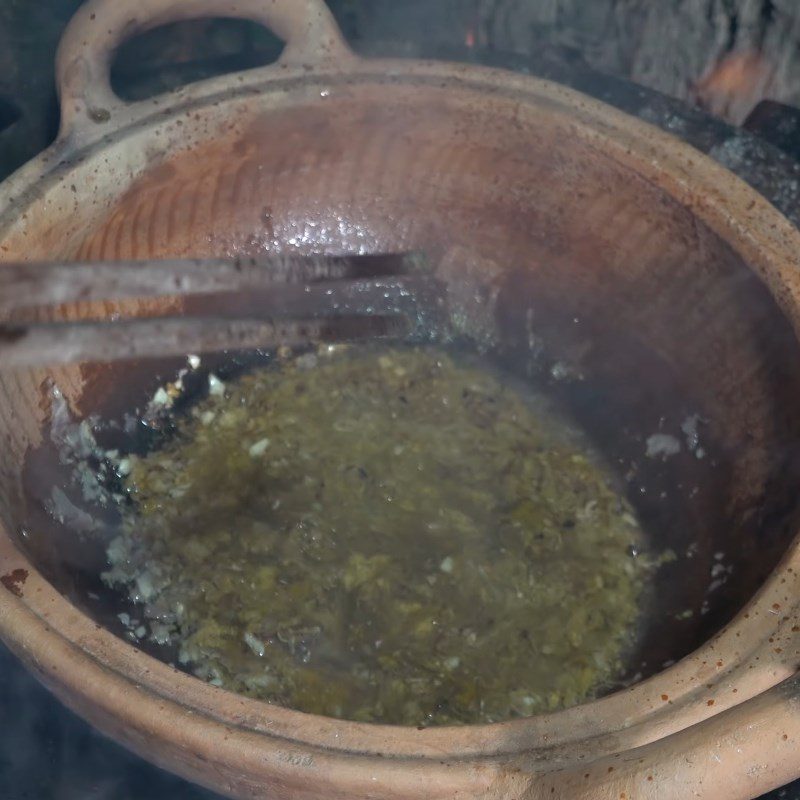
[{"x1": 1, "y1": 0, "x2": 800, "y2": 797}]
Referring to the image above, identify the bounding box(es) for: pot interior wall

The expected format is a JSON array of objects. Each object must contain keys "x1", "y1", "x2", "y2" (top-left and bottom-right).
[{"x1": 5, "y1": 79, "x2": 800, "y2": 686}]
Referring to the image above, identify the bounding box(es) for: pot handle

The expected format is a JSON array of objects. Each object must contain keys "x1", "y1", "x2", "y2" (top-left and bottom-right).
[
  {"x1": 518, "y1": 674, "x2": 800, "y2": 799},
  {"x1": 55, "y1": 0, "x2": 354, "y2": 138}
]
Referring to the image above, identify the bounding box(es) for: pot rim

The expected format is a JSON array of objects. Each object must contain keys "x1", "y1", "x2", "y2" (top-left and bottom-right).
[{"x1": 2, "y1": 24, "x2": 800, "y2": 799}]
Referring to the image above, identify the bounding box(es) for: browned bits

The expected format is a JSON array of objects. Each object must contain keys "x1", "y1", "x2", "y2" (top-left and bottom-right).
[{"x1": 0, "y1": 568, "x2": 28, "y2": 598}]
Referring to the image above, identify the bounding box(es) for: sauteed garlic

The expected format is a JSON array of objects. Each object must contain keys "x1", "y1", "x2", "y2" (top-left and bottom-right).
[{"x1": 104, "y1": 345, "x2": 655, "y2": 725}]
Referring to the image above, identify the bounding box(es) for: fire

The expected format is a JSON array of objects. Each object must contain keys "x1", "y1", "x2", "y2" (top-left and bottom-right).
[{"x1": 691, "y1": 50, "x2": 774, "y2": 124}]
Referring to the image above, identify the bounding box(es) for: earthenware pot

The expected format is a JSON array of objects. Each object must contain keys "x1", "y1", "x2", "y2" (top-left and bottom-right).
[{"x1": 1, "y1": 0, "x2": 800, "y2": 797}]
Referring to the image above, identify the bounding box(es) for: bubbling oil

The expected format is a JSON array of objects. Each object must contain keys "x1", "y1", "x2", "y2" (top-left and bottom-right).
[{"x1": 102, "y1": 343, "x2": 657, "y2": 725}]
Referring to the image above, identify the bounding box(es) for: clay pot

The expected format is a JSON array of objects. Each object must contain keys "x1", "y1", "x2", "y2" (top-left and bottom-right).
[{"x1": 1, "y1": 0, "x2": 800, "y2": 797}]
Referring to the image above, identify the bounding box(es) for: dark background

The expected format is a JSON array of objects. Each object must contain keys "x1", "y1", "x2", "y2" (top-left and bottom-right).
[{"x1": 1, "y1": 1, "x2": 799, "y2": 798}]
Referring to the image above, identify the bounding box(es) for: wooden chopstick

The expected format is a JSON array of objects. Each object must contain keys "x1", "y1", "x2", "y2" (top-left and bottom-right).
[
  {"x1": 0, "y1": 314, "x2": 409, "y2": 368},
  {"x1": 0, "y1": 252, "x2": 430, "y2": 367},
  {"x1": 0, "y1": 253, "x2": 427, "y2": 313}
]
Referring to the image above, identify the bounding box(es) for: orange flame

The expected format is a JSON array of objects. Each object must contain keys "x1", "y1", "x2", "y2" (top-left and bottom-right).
[{"x1": 691, "y1": 50, "x2": 773, "y2": 124}]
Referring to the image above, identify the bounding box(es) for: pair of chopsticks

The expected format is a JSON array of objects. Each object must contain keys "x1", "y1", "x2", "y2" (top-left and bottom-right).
[{"x1": 0, "y1": 253, "x2": 427, "y2": 367}]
